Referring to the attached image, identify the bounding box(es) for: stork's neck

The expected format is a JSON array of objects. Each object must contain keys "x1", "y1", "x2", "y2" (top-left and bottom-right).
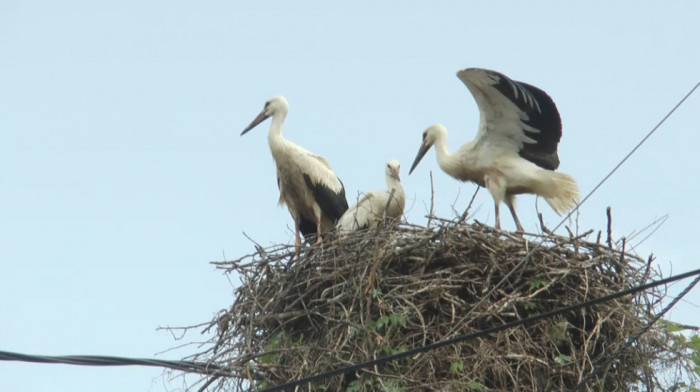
[
  {"x1": 433, "y1": 137, "x2": 459, "y2": 177},
  {"x1": 266, "y1": 112, "x2": 288, "y2": 149},
  {"x1": 386, "y1": 176, "x2": 403, "y2": 196}
]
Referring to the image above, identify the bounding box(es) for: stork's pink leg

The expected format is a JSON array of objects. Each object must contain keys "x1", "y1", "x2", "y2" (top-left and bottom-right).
[
  {"x1": 314, "y1": 216, "x2": 323, "y2": 245},
  {"x1": 505, "y1": 195, "x2": 524, "y2": 234},
  {"x1": 494, "y1": 202, "x2": 501, "y2": 230},
  {"x1": 294, "y1": 217, "x2": 301, "y2": 259}
]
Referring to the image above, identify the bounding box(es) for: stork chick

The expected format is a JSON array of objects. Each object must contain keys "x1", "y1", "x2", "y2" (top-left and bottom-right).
[
  {"x1": 241, "y1": 95, "x2": 349, "y2": 256},
  {"x1": 337, "y1": 159, "x2": 405, "y2": 234},
  {"x1": 409, "y1": 68, "x2": 579, "y2": 233}
]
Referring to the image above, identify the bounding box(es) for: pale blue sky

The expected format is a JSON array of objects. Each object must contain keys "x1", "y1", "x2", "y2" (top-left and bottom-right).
[{"x1": 1, "y1": 1, "x2": 699, "y2": 390}]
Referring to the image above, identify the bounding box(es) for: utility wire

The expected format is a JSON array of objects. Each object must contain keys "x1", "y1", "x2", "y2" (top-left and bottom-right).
[
  {"x1": 447, "y1": 81, "x2": 700, "y2": 336},
  {"x1": 0, "y1": 351, "x2": 227, "y2": 376},
  {"x1": 255, "y1": 267, "x2": 700, "y2": 392}
]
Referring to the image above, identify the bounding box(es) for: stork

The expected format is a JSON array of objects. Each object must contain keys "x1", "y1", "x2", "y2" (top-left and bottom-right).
[
  {"x1": 336, "y1": 159, "x2": 405, "y2": 234},
  {"x1": 409, "y1": 68, "x2": 579, "y2": 233},
  {"x1": 241, "y1": 95, "x2": 349, "y2": 256}
]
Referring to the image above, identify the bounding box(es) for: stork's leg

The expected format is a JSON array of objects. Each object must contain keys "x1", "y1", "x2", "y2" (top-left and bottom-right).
[
  {"x1": 294, "y1": 217, "x2": 302, "y2": 259},
  {"x1": 311, "y1": 203, "x2": 324, "y2": 245},
  {"x1": 314, "y1": 216, "x2": 323, "y2": 245},
  {"x1": 505, "y1": 194, "x2": 524, "y2": 234},
  {"x1": 494, "y1": 202, "x2": 501, "y2": 230},
  {"x1": 485, "y1": 174, "x2": 506, "y2": 231}
]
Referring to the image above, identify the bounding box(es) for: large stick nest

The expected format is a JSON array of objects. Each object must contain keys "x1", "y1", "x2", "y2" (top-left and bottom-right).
[{"x1": 185, "y1": 219, "x2": 693, "y2": 391}]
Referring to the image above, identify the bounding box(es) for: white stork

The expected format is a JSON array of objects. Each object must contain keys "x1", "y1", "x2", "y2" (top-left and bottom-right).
[
  {"x1": 409, "y1": 68, "x2": 579, "y2": 233},
  {"x1": 336, "y1": 159, "x2": 405, "y2": 234},
  {"x1": 241, "y1": 95, "x2": 349, "y2": 255}
]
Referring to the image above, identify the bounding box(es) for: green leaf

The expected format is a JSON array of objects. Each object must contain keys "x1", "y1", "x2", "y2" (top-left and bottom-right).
[
  {"x1": 467, "y1": 381, "x2": 485, "y2": 391},
  {"x1": 348, "y1": 326, "x2": 362, "y2": 339},
  {"x1": 449, "y1": 361, "x2": 464, "y2": 374},
  {"x1": 690, "y1": 334, "x2": 700, "y2": 349},
  {"x1": 259, "y1": 353, "x2": 274, "y2": 365},
  {"x1": 666, "y1": 322, "x2": 685, "y2": 332},
  {"x1": 389, "y1": 313, "x2": 407, "y2": 328},
  {"x1": 555, "y1": 354, "x2": 572, "y2": 365},
  {"x1": 346, "y1": 380, "x2": 361, "y2": 392},
  {"x1": 529, "y1": 279, "x2": 546, "y2": 291}
]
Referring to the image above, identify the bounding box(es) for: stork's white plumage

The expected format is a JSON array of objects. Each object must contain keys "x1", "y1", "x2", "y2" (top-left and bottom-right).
[
  {"x1": 336, "y1": 159, "x2": 405, "y2": 234},
  {"x1": 241, "y1": 95, "x2": 349, "y2": 256},
  {"x1": 409, "y1": 68, "x2": 579, "y2": 233}
]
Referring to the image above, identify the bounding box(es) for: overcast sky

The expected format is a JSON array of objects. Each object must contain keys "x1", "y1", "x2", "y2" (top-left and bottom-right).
[{"x1": 1, "y1": 1, "x2": 699, "y2": 390}]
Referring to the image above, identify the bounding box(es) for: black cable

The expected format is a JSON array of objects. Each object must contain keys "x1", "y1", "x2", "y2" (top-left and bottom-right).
[
  {"x1": 255, "y1": 267, "x2": 700, "y2": 392},
  {"x1": 0, "y1": 350, "x2": 227, "y2": 375}
]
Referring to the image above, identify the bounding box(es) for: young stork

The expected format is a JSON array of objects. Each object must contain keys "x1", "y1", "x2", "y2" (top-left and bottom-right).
[
  {"x1": 241, "y1": 95, "x2": 349, "y2": 255},
  {"x1": 409, "y1": 68, "x2": 579, "y2": 233},
  {"x1": 336, "y1": 159, "x2": 405, "y2": 234}
]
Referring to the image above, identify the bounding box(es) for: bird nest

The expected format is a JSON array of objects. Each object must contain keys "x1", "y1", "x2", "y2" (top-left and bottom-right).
[{"x1": 181, "y1": 218, "x2": 695, "y2": 392}]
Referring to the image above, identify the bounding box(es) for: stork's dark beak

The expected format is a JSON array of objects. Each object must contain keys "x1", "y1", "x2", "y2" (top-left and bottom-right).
[
  {"x1": 409, "y1": 141, "x2": 431, "y2": 175},
  {"x1": 241, "y1": 109, "x2": 270, "y2": 136}
]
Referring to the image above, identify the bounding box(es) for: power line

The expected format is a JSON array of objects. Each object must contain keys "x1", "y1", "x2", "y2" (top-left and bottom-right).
[
  {"x1": 0, "y1": 350, "x2": 227, "y2": 376},
  {"x1": 255, "y1": 267, "x2": 700, "y2": 392}
]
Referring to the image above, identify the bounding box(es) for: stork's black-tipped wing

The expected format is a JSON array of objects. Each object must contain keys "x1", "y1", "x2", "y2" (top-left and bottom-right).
[
  {"x1": 303, "y1": 174, "x2": 349, "y2": 223},
  {"x1": 298, "y1": 217, "x2": 317, "y2": 240},
  {"x1": 457, "y1": 68, "x2": 563, "y2": 170}
]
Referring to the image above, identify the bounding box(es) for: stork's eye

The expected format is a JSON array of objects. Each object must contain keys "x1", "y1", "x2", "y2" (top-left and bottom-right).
[{"x1": 264, "y1": 102, "x2": 270, "y2": 108}]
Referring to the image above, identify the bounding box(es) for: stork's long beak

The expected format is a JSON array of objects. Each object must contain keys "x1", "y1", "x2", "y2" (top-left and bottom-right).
[
  {"x1": 241, "y1": 110, "x2": 270, "y2": 136},
  {"x1": 409, "y1": 141, "x2": 431, "y2": 175}
]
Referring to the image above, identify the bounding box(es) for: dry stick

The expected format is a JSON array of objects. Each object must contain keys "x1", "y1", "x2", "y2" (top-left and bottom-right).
[
  {"x1": 197, "y1": 375, "x2": 221, "y2": 392},
  {"x1": 381, "y1": 188, "x2": 397, "y2": 223},
  {"x1": 427, "y1": 171, "x2": 435, "y2": 228},
  {"x1": 606, "y1": 207, "x2": 613, "y2": 249},
  {"x1": 446, "y1": 81, "x2": 700, "y2": 337},
  {"x1": 457, "y1": 186, "x2": 480, "y2": 223},
  {"x1": 629, "y1": 214, "x2": 669, "y2": 252},
  {"x1": 538, "y1": 213, "x2": 552, "y2": 234}
]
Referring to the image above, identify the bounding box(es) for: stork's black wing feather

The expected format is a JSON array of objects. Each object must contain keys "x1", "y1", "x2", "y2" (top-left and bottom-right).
[
  {"x1": 303, "y1": 174, "x2": 349, "y2": 223},
  {"x1": 298, "y1": 217, "x2": 317, "y2": 241},
  {"x1": 490, "y1": 71, "x2": 562, "y2": 170}
]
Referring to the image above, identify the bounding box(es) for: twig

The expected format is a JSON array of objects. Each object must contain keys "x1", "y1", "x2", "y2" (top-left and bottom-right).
[
  {"x1": 427, "y1": 171, "x2": 435, "y2": 228},
  {"x1": 606, "y1": 207, "x2": 613, "y2": 249},
  {"x1": 458, "y1": 186, "x2": 480, "y2": 224}
]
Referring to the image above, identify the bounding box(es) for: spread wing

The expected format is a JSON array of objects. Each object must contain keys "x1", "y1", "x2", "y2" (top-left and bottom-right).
[{"x1": 457, "y1": 68, "x2": 562, "y2": 170}]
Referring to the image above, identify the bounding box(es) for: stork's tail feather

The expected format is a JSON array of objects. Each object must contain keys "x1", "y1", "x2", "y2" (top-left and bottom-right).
[{"x1": 539, "y1": 171, "x2": 580, "y2": 215}]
